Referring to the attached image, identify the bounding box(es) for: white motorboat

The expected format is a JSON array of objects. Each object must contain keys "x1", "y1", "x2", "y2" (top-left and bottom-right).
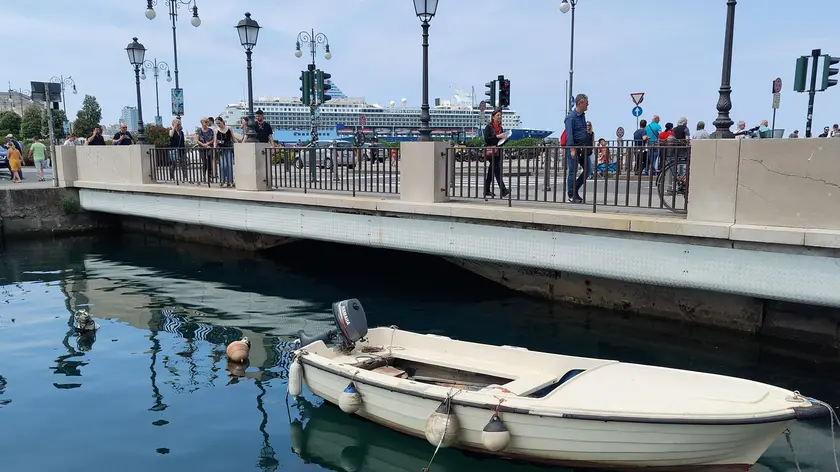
[{"x1": 288, "y1": 299, "x2": 831, "y2": 471}]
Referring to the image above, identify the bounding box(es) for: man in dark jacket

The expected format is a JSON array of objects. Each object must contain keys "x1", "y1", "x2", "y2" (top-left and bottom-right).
[{"x1": 563, "y1": 94, "x2": 590, "y2": 203}]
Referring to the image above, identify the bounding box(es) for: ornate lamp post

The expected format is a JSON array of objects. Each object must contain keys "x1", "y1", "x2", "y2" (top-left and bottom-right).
[
  {"x1": 710, "y1": 0, "x2": 737, "y2": 139},
  {"x1": 126, "y1": 37, "x2": 148, "y2": 144},
  {"x1": 413, "y1": 0, "x2": 439, "y2": 142},
  {"x1": 559, "y1": 0, "x2": 578, "y2": 114},
  {"x1": 144, "y1": 0, "x2": 201, "y2": 119},
  {"x1": 49, "y1": 76, "x2": 77, "y2": 116},
  {"x1": 235, "y1": 12, "x2": 261, "y2": 142},
  {"x1": 7, "y1": 86, "x2": 31, "y2": 115},
  {"x1": 141, "y1": 58, "x2": 172, "y2": 126}
]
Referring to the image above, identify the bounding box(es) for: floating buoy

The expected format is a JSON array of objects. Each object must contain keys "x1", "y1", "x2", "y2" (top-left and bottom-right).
[
  {"x1": 289, "y1": 419, "x2": 305, "y2": 455},
  {"x1": 226, "y1": 337, "x2": 250, "y2": 363},
  {"x1": 339, "y1": 382, "x2": 363, "y2": 414},
  {"x1": 73, "y1": 310, "x2": 100, "y2": 332},
  {"x1": 481, "y1": 413, "x2": 511, "y2": 451},
  {"x1": 424, "y1": 397, "x2": 460, "y2": 448},
  {"x1": 288, "y1": 360, "x2": 303, "y2": 397}
]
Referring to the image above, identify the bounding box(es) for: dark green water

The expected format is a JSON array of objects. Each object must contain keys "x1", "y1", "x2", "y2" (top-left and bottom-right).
[{"x1": 0, "y1": 234, "x2": 838, "y2": 472}]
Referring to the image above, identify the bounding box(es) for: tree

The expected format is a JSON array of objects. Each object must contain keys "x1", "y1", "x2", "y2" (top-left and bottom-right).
[
  {"x1": 41, "y1": 108, "x2": 68, "y2": 141},
  {"x1": 72, "y1": 94, "x2": 102, "y2": 139},
  {"x1": 20, "y1": 105, "x2": 43, "y2": 139},
  {"x1": 0, "y1": 111, "x2": 21, "y2": 138},
  {"x1": 144, "y1": 124, "x2": 171, "y2": 148}
]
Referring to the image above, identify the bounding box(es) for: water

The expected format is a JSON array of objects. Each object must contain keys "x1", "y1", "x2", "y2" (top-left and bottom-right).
[{"x1": 0, "y1": 234, "x2": 838, "y2": 472}]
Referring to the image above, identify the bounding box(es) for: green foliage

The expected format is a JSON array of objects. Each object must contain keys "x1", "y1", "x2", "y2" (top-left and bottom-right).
[
  {"x1": 72, "y1": 95, "x2": 102, "y2": 139},
  {"x1": 507, "y1": 138, "x2": 544, "y2": 147},
  {"x1": 377, "y1": 140, "x2": 400, "y2": 148},
  {"x1": 465, "y1": 137, "x2": 485, "y2": 147},
  {"x1": 59, "y1": 197, "x2": 80, "y2": 214},
  {"x1": 144, "y1": 124, "x2": 171, "y2": 148},
  {"x1": 41, "y1": 108, "x2": 68, "y2": 140},
  {"x1": 20, "y1": 105, "x2": 43, "y2": 139},
  {"x1": 0, "y1": 111, "x2": 21, "y2": 138}
]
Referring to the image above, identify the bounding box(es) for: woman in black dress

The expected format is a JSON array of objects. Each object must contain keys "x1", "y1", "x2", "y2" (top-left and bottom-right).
[{"x1": 214, "y1": 117, "x2": 235, "y2": 187}]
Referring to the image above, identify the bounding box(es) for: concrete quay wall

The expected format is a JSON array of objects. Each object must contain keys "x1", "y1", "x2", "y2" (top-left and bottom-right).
[
  {"x1": 0, "y1": 187, "x2": 112, "y2": 238},
  {"x1": 41, "y1": 139, "x2": 840, "y2": 346}
]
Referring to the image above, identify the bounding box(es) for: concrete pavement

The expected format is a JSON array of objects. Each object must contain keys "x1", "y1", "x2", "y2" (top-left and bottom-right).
[{"x1": 0, "y1": 166, "x2": 56, "y2": 189}]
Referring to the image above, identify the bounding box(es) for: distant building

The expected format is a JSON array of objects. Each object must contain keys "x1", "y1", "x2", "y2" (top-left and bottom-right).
[
  {"x1": 1, "y1": 90, "x2": 44, "y2": 116},
  {"x1": 120, "y1": 106, "x2": 139, "y2": 132}
]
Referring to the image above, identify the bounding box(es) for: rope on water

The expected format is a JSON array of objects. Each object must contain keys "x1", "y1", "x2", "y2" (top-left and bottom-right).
[
  {"x1": 784, "y1": 429, "x2": 803, "y2": 472},
  {"x1": 808, "y1": 397, "x2": 840, "y2": 472}
]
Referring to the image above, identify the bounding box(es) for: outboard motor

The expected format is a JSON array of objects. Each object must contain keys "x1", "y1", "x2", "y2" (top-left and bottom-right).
[{"x1": 297, "y1": 299, "x2": 368, "y2": 351}]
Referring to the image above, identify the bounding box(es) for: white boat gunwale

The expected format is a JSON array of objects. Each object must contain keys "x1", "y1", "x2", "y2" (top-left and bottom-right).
[{"x1": 297, "y1": 355, "x2": 830, "y2": 427}]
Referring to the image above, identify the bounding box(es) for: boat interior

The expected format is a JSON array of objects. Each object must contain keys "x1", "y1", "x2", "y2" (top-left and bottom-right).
[{"x1": 311, "y1": 328, "x2": 615, "y2": 398}]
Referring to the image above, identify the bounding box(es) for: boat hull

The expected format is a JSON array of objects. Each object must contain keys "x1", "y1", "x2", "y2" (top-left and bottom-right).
[{"x1": 301, "y1": 363, "x2": 790, "y2": 471}]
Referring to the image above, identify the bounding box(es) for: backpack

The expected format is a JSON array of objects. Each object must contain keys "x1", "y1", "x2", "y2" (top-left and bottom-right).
[{"x1": 560, "y1": 130, "x2": 567, "y2": 146}]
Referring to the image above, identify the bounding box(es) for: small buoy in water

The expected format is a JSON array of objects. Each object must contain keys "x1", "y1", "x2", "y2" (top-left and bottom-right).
[
  {"x1": 73, "y1": 310, "x2": 100, "y2": 332},
  {"x1": 288, "y1": 360, "x2": 303, "y2": 397},
  {"x1": 226, "y1": 337, "x2": 250, "y2": 363},
  {"x1": 481, "y1": 413, "x2": 511, "y2": 451},
  {"x1": 424, "y1": 397, "x2": 460, "y2": 448},
  {"x1": 339, "y1": 382, "x2": 363, "y2": 414}
]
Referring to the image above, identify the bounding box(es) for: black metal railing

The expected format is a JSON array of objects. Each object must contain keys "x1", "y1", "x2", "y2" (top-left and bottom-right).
[
  {"x1": 264, "y1": 145, "x2": 399, "y2": 196},
  {"x1": 445, "y1": 141, "x2": 691, "y2": 214},
  {"x1": 149, "y1": 147, "x2": 236, "y2": 188}
]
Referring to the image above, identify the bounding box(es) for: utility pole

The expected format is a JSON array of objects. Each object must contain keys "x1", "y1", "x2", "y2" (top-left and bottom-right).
[{"x1": 805, "y1": 48, "x2": 821, "y2": 138}]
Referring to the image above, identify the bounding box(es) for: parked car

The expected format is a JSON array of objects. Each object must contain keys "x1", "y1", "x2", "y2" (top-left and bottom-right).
[
  {"x1": 0, "y1": 146, "x2": 9, "y2": 177},
  {"x1": 294, "y1": 140, "x2": 356, "y2": 170}
]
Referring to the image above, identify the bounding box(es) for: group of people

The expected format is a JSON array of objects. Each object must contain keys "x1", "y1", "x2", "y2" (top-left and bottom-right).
[
  {"x1": 482, "y1": 94, "x2": 702, "y2": 203},
  {"x1": 4, "y1": 133, "x2": 49, "y2": 183}
]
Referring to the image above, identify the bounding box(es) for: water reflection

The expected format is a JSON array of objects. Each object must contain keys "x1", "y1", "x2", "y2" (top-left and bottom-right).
[
  {"x1": 0, "y1": 235, "x2": 838, "y2": 472},
  {"x1": 288, "y1": 397, "x2": 547, "y2": 472}
]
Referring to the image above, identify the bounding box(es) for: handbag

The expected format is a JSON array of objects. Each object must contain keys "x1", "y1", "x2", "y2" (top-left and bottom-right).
[{"x1": 484, "y1": 146, "x2": 497, "y2": 160}]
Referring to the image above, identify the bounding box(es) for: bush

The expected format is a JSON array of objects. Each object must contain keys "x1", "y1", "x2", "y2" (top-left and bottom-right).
[{"x1": 144, "y1": 124, "x2": 171, "y2": 148}]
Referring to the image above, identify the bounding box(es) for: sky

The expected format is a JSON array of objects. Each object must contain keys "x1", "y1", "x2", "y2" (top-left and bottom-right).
[{"x1": 3, "y1": 0, "x2": 840, "y2": 138}]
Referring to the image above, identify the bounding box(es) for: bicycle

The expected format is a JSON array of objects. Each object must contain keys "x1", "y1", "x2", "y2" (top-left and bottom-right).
[{"x1": 656, "y1": 155, "x2": 688, "y2": 214}]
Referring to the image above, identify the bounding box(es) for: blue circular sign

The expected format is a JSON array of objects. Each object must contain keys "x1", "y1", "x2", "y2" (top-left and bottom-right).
[{"x1": 632, "y1": 106, "x2": 643, "y2": 117}]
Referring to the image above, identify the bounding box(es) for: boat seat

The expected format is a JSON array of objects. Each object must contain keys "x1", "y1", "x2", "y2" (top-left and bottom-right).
[{"x1": 391, "y1": 347, "x2": 558, "y2": 396}]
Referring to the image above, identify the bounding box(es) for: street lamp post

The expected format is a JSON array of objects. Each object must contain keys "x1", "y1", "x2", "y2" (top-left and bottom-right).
[
  {"x1": 126, "y1": 37, "x2": 148, "y2": 144},
  {"x1": 413, "y1": 0, "x2": 439, "y2": 142},
  {"x1": 236, "y1": 12, "x2": 261, "y2": 143},
  {"x1": 7, "y1": 86, "x2": 31, "y2": 115},
  {"x1": 142, "y1": 58, "x2": 172, "y2": 126},
  {"x1": 49, "y1": 75, "x2": 77, "y2": 116},
  {"x1": 144, "y1": 0, "x2": 201, "y2": 119},
  {"x1": 559, "y1": 0, "x2": 578, "y2": 115},
  {"x1": 710, "y1": 0, "x2": 737, "y2": 139}
]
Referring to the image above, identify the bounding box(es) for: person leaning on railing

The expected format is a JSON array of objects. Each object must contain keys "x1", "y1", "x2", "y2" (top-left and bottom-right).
[
  {"x1": 168, "y1": 118, "x2": 188, "y2": 182},
  {"x1": 195, "y1": 118, "x2": 216, "y2": 183}
]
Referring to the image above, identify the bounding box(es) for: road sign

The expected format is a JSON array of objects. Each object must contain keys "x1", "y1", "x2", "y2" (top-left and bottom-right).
[
  {"x1": 772, "y1": 92, "x2": 781, "y2": 109},
  {"x1": 773, "y1": 77, "x2": 782, "y2": 94},
  {"x1": 569, "y1": 95, "x2": 575, "y2": 111},
  {"x1": 479, "y1": 100, "x2": 486, "y2": 112},
  {"x1": 616, "y1": 126, "x2": 625, "y2": 139},
  {"x1": 632, "y1": 106, "x2": 643, "y2": 117},
  {"x1": 170, "y1": 88, "x2": 184, "y2": 116},
  {"x1": 630, "y1": 92, "x2": 645, "y2": 105}
]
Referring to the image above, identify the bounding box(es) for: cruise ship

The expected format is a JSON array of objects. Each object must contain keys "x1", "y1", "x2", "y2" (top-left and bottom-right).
[{"x1": 219, "y1": 82, "x2": 553, "y2": 144}]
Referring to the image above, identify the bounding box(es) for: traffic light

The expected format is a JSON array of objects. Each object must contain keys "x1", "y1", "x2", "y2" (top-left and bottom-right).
[
  {"x1": 299, "y1": 70, "x2": 312, "y2": 105},
  {"x1": 793, "y1": 56, "x2": 808, "y2": 92},
  {"x1": 498, "y1": 76, "x2": 510, "y2": 107},
  {"x1": 821, "y1": 55, "x2": 840, "y2": 91},
  {"x1": 316, "y1": 70, "x2": 332, "y2": 103},
  {"x1": 484, "y1": 80, "x2": 496, "y2": 108}
]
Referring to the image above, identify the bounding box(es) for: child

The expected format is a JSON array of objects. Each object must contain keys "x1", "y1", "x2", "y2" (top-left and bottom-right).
[{"x1": 7, "y1": 143, "x2": 22, "y2": 183}]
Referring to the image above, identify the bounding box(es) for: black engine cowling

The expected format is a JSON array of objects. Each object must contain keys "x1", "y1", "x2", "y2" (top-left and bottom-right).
[{"x1": 297, "y1": 299, "x2": 368, "y2": 350}]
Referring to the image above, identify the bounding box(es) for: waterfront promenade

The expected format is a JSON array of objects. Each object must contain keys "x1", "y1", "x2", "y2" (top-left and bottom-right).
[{"x1": 10, "y1": 137, "x2": 838, "y2": 344}]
